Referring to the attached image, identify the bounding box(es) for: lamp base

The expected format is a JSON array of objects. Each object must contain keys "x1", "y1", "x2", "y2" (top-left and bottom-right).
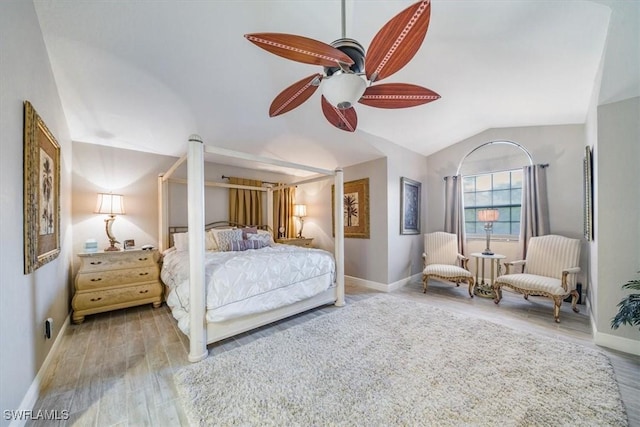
[
  {"x1": 481, "y1": 250, "x2": 494, "y2": 256},
  {"x1": 104, "y1": 216, "x2": 121, "y2": 251},
  {"x1": 104, "y1": 243, "x2": 120, "y2": 252}
]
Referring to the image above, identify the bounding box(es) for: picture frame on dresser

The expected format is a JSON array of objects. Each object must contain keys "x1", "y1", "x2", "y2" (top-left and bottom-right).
[
  {"x1": 400, "y1": 177, "x2": 421, "y2": 235},
  {"x1": 23, "y1": 101, "x2": 61, "y2": 274}
]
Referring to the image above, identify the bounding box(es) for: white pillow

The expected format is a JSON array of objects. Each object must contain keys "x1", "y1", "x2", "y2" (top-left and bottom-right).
[
  {"x1": 173, "y1": 232, "x2": 188, "y2": 251},
  {"x1": 205, "y1": 229, "x2": 219, "y2": 251}
]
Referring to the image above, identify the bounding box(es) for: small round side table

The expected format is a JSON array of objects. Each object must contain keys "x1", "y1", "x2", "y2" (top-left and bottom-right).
[{"x1": 470, "y1": 252, "x2": 506, "y2": 298}]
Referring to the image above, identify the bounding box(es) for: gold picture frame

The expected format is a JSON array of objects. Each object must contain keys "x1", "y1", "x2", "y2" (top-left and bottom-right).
[
  {"x1": 332, "y1": 178, "x2": 370, "y2": 239},
  {"x1": 24, "y1": 101, "x2": 60, "y2": 274}
]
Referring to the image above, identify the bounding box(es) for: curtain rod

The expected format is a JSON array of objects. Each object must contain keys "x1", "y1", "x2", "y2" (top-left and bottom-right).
[
  {"x1": 221, "y1": 175, "x2": 277, "y2": 185},
  {"x1": 442, "y1": 163, "x2": 550, "y2": 180}
]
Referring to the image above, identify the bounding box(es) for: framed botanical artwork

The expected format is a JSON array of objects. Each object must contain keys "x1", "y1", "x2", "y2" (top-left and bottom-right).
[
  {"x1": 400, "y1": 177, "x2": 421, "y2": 235},
  {"x1": 583, "y1": 146, "x2": 594, "y2": 241},
  {"x1": 332, "y1": 178, "x2": 370, "y2": 239},
  {"x1": 24, "y1": 101, "x2": 60, "y2": 274}
]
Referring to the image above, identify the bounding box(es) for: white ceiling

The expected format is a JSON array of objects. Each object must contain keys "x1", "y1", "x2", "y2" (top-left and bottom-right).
[{"x1": 33, "y1": 0, "x2": 637, "y2": 172}]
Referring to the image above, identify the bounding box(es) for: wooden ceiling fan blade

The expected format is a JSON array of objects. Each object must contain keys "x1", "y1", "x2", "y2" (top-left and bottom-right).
[
  {"x1": 269, "y1": 74, "x2": 323, "y2": 117},
  {"x1": 359, "y1": 83, "x2": 440, "y2": 109},
  {"x1": 321, "y1": 96, "x2": 358, "y2": 132},
  {"x1": 245, "y1": 33, "x2": 354, "y2": 67},
  {"x1": 365, "y1": 1, "x2": 431, "y2": 83}
]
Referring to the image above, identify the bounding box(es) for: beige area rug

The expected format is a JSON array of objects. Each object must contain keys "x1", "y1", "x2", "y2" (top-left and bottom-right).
[{"x1": 174, "y1": 294, "x2": 627, "y2": 426}]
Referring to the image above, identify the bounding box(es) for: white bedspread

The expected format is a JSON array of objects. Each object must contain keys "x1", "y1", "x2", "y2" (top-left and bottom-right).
[{"x1": 161, "y1": 245, "x2": 336, "y2": 334}]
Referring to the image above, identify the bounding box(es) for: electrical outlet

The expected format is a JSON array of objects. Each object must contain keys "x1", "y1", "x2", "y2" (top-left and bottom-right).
[{"x1": 44, "y1": 318, "x2": 53, "y2": 339}]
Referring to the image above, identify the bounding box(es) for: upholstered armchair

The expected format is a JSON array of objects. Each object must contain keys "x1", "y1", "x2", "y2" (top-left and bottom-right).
[
  {"x1": 422, "y1": 232, "x2": 475, "y2": 297},
  {"x1": 493, "y1": 234, "x2": 581, "y2": 323}
]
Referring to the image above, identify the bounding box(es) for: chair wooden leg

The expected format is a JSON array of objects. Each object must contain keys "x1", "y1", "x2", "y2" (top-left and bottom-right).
[
  {"x1": 553, "y1": 296, "x2": 562, "y2": 323},
  {"x1": 493, "y1": 283, "x2": 502, "y2": 304},
  {"x1": 467, "y1": 278, "x2": 475, "y2": 298},
  {"x1": 422, "y1": 275, "x2": 429, "y2": 293},
  {"x1": 571, "y1": 290, "x2": 580, "y2": 313}
]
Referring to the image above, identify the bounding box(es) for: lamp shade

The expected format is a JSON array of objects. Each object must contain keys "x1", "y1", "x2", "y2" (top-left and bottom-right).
[
  {"x1": 477, "y1": 209, "x2": 499, "y2": 222},
  {"x1": 293, "y1": 204, "x2": 307, "y2": 218},
  {"x1": 322, "y1": 73, "x2": 366, "y2": 110},
  {"x1": 95, "y1": 193, "x2": 125, "y2": 215}
]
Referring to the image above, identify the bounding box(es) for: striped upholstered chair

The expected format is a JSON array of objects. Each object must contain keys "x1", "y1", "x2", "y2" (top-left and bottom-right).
[
  {"x1": 493, "y1": 234, "x2": 581, "y2": 323},
  {"x1": 422, "y1": 232, "x2": 474, "y2": 297}
]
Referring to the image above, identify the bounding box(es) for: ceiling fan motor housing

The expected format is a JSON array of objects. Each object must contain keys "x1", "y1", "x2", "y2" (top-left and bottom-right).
[{"x1": 324, "y1": 38, "x2": 366, "y2": 76}]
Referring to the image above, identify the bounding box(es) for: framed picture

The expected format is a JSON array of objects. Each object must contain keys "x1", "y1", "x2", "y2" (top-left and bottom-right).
[
  {"x1": 332, "y1": 178, "x2": 370, "y2": 239},
  {"x1": 400, "y1": 177, "x2": 421, "y2": 235},
  {"x1": 123, "y1": 239, "x2": 136, "y2": 250},
  {"x1": 23, "y1": 101, "x2": 60, "y2": 274},
  {"x1": 583, "y1": 146, "x2": 594, "y2": 241}
]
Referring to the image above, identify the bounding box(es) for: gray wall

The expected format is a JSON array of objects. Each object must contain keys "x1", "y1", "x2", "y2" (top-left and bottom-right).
[
  {"x1": 385, "y1": 142, "x2": 429, "y2": 284},
  {"x1": 0, "y1": 2, "x2": 73, "y2": 423},
  {"x1": 594, "y1": 96, "x2": 640, "y2": 342},
  {"x1": 299, "y1": 158, "x2": 389, "y2": 284},
  {"x1": 426, "y1": 125, "x2": 586, "y2": 280},
  {"x1": 299, "y1": 142, "x2": 429, "y2": 286}
]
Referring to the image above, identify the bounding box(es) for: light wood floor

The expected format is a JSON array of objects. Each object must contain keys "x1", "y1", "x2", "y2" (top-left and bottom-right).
[{"x1": 31, "y1": 280, "x2": 640, "y2": 426}]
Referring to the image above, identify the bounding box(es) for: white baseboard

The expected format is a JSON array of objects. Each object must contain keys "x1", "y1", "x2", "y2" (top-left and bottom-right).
[
  {"x1": 586, "y1": 296, "x2": 640, "y2": 356},
  {"x1": 10, "y1": 313, "x2": 71, "y2": 427},
  {"x1": 345, "y1": 273, "x2": 421, "y2": 293},
  {"x1": 594, "y1": 330, "x2": 640, "y2": 355}
]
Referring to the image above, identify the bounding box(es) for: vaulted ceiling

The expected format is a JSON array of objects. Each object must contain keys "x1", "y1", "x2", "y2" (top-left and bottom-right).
[{"x1": 33, "y1": 1, "x2": 638, "y2": 172}]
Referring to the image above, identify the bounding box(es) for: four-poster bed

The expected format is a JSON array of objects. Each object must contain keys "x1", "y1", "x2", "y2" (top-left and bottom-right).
[{"x1": 158, "y1": 135, "x2": 345, "y2": 362}]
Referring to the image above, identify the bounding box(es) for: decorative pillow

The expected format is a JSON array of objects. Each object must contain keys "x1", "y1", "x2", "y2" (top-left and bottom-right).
[
  {"x1": 229, "y1": 239, "x2": 268, "y2": 251},
  {"x1": 173, "y1": 232, "x2": 189, "y2": 251},
  {"x1": 215, "y1": 229, "x2": 244, "y2": 251},
  {"x1": 248, "y1": 230, "x2": 274, "y2": 246},
  {"x1": 242, "y1": 227, "x2": 258, "y2": 240},
  {"x1": 205, "y1": 229, "x2": 219, "y2": 251}
]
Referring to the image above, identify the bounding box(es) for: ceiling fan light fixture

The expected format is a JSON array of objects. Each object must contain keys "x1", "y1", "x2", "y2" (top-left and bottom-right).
[{"x1": 322, "y1": 73, "x2": 367, "y2": 110}]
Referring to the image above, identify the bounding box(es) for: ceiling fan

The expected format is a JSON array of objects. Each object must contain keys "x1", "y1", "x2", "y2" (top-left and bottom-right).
[{"x1": 244, "y1": 0, "x2": 440, "y2": 132}]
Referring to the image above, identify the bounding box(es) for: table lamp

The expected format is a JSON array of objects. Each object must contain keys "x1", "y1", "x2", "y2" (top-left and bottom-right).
[
  {"x1": 95, "y1": 193, "x2": 125, "y2": 251},
  {"x1": 477, "y1": 209, "x2": 499, "y2": 255},
  {"x1": 293, "y1": 204, "x2": 307, "y2": 238}
]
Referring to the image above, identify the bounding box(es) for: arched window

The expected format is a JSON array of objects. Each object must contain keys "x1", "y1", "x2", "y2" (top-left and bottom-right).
[{"x1": 457, "y1": 141, "x2": 533, "y2": 239}]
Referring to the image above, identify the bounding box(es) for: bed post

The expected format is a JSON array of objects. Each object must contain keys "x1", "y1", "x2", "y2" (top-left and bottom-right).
[
  {"x1": 158, "y1": 174, "x2": 168, "y2": 252},
  {"x1": 187, "y1": 134, "x2": 208, "y2": 362},
  {"x1": 266, "y1": 186, "x2": 274, "y2": 236},
  {"x1": 334, "y1": 168, "x2": 345, "y2": 307}
]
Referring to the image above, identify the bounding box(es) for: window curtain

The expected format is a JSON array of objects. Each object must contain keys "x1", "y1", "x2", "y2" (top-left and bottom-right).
[
  {"x1": 273, "y1": 184, "x2": 296, "y2": 238},
  {"x1": 443, "y1": 175, "x2": 466, "y2": 255},
  {"x1": 519, "y1": 164, "x2": 550, "y2": 259},
  {"x1": 228, "y1": 177, "x2": 263, "y2": 225}
]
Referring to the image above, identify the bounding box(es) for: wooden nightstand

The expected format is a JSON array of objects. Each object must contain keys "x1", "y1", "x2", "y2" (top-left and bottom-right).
[
  {"x1": 72, "y1": 249, "x2": 163, "y2": 323},
  {"x1": 276, "y1": 237, "x2": 314, "y2": 248}
]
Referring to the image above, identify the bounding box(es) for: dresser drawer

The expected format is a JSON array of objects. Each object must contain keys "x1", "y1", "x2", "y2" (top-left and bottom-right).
[
  {"x1": 73, "y1": 282, "x2": 162, "y2": 311},
  {"x1": 79, "y1": 251, "x2": 157, "y2": 273},
  {"x1": 75, "y1": 266, "x2": 159, "y2": 290}
]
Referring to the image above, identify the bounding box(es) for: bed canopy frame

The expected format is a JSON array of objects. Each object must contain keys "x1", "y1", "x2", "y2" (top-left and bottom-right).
[{"x1": 158, "y1": 135, "x2": 345, "y2": 362}]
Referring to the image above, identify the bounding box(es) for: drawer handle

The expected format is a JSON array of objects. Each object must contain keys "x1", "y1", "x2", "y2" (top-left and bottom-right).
[
  {"x1": 90, "y1": 297, "x2": 102, "y2": 302},
  {"x1": 138, "y1": 257, "x2": 148, "y2": 261},
  {"x1": 90, "y1": 278, "x2": 102, "y2": 282},
  {"x1": 139, "y1": 272, "x2": 149, "y2": 276},
  {"x1": 139, "y1": 290, "x2": 149, "y2": 294},
  {"x1": 90, "y1": 261, "x2": 103, "y2": 265}
]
